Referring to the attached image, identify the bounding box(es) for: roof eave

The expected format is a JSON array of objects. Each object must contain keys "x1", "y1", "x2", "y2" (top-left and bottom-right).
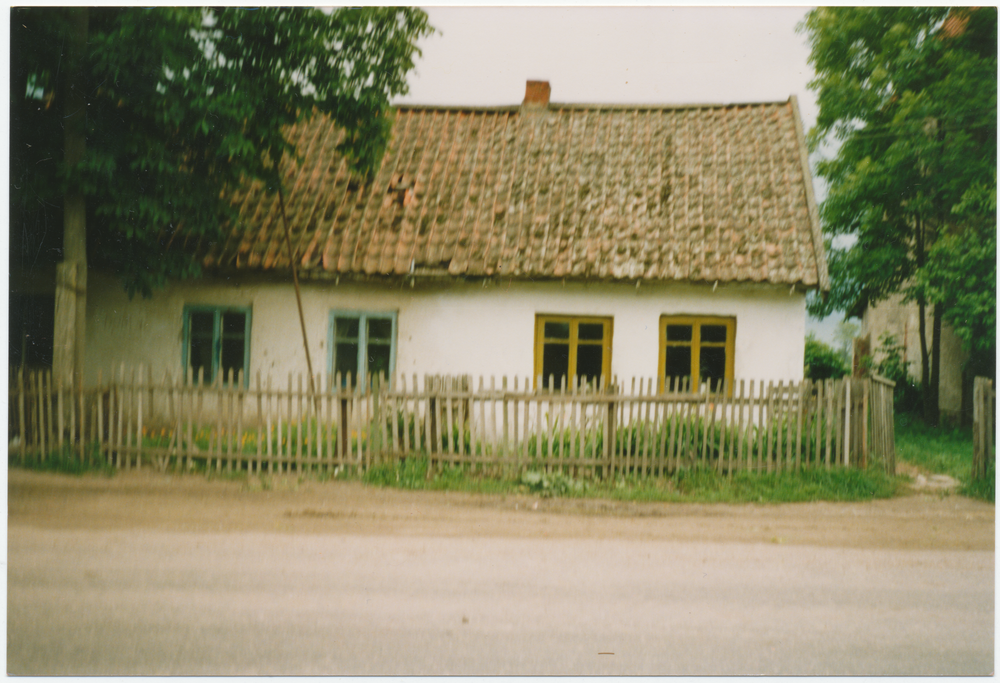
[{"x1": 789, "y1": 94, "x2": 831, "y2": 293}]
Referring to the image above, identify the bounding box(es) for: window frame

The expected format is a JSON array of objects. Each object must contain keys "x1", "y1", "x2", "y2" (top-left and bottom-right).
[
  {"x1": 658, "y1": 315, "x2": 736, "y2": 394},
  {"x1": 181, "y1": 305, "x2": 252, "y2": 386},
  {"x1": 533, "y1": 314, "x2": 613, "y2": 389},
  {"x1": 328, "y1": 309, "x2": 398, "y2": 387}
]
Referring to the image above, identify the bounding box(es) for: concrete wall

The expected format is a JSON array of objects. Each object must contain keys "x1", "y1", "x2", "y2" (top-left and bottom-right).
[
  {"x1": 86, "y1": 271, "x2": 807, "y2": 387},
  {"x1": 860, "y1": 293, "x2": 967, "y2": 420}
]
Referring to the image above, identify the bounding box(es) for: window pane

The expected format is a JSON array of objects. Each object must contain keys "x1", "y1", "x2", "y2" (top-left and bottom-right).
[
  {"x1": 221, "y1": 312, "x2": 246, "y2": 336},
  {"x1": 335, "y1": 342, "x2": 359, "y2": 378},
  {"x1": 541, "y1": 342, "x2": 569, "y2": 386},
  {"x1": 368, "y1": 342, "x2": 392, "y2": 381},
  {"x1": 665, "y1": 346, "x2": 692, "y2": 380},
  {"x1": 578, "y1": 322, "x2": 604, "y2": 341},
  {"x1": 220, "y1": 336, "x2": 245, "y2": 379},
  {"x1": 189, "y1": 334, "x2": 213, "y2": 380},
  {"x1": 367, "y1": 317, "x2": 392, "y2": 341},
  {"x1": 666, "y1": 324, "x2": 693, "y2": 342},
  {"x1": 188, "y1": 312, "x2": 214, "y2": 380},
  {"x1": 335, "y1": 317, "x2": 359, "y2": 340},
  {"x1": 701, "y1": 324, "x2": 727, "y2": 343},
  {"x1": 191, "y1": 311, "x2": 214, "y2": 337},
  {"x1": 700, "y1": 347, "x2": 727, "y2": 388},
  {"x1": 543, "y1": 321, "x2": 570, "y2": 339},
  {"x1": 576, "y1": 345, "x2": 603, "y2": 384}
]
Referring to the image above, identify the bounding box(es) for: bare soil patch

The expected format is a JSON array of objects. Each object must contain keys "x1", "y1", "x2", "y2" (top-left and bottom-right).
[{"x1": 7, "y1": 469, "x2": 993, "y2": 551}]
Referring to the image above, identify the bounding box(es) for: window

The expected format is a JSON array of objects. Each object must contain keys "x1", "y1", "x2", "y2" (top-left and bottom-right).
[
  {"x1": 329, "y1": 310, "x2": 398, "y2": 387},
  {"x1": 183, "y1": 306, "x2": 251, "y2": 385},
  {"x1": 659, "y1": 315, "x2": 735, "y2": 393},
  {"x1": 534, "y1": 315, "x2": 613, "y2": 388}
]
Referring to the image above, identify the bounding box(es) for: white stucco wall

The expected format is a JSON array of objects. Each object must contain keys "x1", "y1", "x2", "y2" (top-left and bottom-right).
[{"x1": 86, "y1": 271, "x2": 807, "y2": 387}]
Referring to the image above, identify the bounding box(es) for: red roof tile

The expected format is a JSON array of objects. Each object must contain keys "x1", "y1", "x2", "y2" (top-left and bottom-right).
[{"x1": 206, "y1": 97, "x2": 829, "y2": 289}]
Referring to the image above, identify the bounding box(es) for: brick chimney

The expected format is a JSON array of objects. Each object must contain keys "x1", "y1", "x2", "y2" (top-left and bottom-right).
[{"x1": 523, "y1": 80, "x2": 551, "y2": 108}]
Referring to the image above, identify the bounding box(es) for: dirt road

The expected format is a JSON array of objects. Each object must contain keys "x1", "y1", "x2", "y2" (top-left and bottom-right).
[{"x1": 7, "y1": 470, "x2": 995, "y2": 675}]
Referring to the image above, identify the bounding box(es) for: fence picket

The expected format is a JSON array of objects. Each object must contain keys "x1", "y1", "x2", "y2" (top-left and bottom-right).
[
  {"x1": 700, "y1": 384, "x2": 710, "y2": 468},
  {"x1": 424, "y1": 375, "x2": 434, "y2": 465},
  {"x1": 36, "y1": 371, "x2": 46, "y2": 461},
  {"x1": 17, "y1": 369, "x2": 26, "y2": 462},
  {"x1": 56, "y1": 375, "x2": 65, "y2": 453},
  {"x1": 79, "y1": 373, "x2": 89, "y2": 465},
  {"x1": 477, "y1": 375, "x2": 487, "y2": 473},
  {"x1": 46, "y1": 371, "x2": 55, "y2": 460},
  {"x1": 654, "y1": 378, "x2": 666, "y2": 477},
  {"x1": 9, "y1": 371, "x2": 897, "y2": 479},
  {"x1": 843, "y1": 377, "x2": 851, "y2": 468},
  {"x1": 97, "y1": 372, "x2": 106, "y2": 465}
]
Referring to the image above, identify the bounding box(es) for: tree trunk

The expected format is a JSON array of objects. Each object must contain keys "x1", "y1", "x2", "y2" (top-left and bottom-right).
[
  {"x1": 53, "y1": 8, "x2": 88, "y2": 388},
  {"x1": 914, "y1": 215, "x2": 937, "y2": 425},
  {"x1": 918, "y1": 295, "x2": 931, "y2": 415},
  {"x1": 926, "y1": 304, "x2": 942, "y2": 426}
]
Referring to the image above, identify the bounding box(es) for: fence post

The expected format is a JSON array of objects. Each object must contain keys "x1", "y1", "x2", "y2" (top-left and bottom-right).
[
  {"x1": 858, "y1": 380, "x2": 867, "y2": 469},
  {"x1": 973, "y1": 377, "x2": 981, "y2": 477},
  {"x1": 428, "y1": 375, "x2": 438, "y2": 454},
  {"x1": 972, "y1": 377, "x2": 995, "y2": 481}
]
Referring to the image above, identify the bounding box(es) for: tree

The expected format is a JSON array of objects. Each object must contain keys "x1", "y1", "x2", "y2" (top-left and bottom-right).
[
  {"x1": 832, "y1": 320, "x2": 859, "y2": 364},
  {"x1": 804, "y1": 334, "x2": 849, "y2": 381},
  {"x1": 10, "y1": 8, "x2": 433, "y2": 381},
  {"x1": 801, "y1": 7, "x2": 997, "y2": 425}
]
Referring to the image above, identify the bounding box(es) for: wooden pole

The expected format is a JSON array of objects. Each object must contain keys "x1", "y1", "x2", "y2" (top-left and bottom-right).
[{"x1": 276, "y1": 185, "x2": 318, "y2": 405}]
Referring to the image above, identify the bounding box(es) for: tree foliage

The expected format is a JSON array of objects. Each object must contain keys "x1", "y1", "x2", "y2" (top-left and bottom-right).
[
  {"x1": 802, "y1": 8, "x2": 996, "y2": 318},
  {"x1": 10, "y1": 8, "x2": 433, "y2": 297},
  {"x1": 800, "y1": 7, "x2": 997, "y2": 420},
  {"x1": 910, "y1": 177, "x2": 997, "y2": 360}
]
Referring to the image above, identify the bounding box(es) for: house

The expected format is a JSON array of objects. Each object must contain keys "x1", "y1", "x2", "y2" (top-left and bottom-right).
[{"x1": 84, "y1": 81, "x2": 829, "y2": 394}]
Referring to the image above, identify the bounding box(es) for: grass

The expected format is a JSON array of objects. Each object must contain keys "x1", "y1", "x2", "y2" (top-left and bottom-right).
[
  {"x1": 895, "y1": 413, "x2": 994, "y2": 503},
  {"x1": 11, "y1": 443, "x2": 114, "y2": 477},
  {"x1": 20, "y1": 410, "x2": 990, "y2": 505},
  {"x1": 360, "y1": 456, "x2": 904, "y2": 504},
  {"x1": 10, "y1": 442, "x2": 903, "y2": 504}
]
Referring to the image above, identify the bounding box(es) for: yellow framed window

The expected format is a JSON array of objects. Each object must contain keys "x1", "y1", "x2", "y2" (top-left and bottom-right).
[
  {"x1": 534, "y1": 315, "x2": 613, "y2": 388},
  {"x1": 659, "y1": 315, "x2": 735, "y2": 393}
]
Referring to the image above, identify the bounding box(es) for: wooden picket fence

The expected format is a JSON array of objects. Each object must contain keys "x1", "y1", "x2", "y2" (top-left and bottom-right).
[
  {"x1": 972, "y1": 376, "x2": 995, "y2": 481},
  {"x1": 8, "y1": 368, "x2": 896, "y2": 478}
]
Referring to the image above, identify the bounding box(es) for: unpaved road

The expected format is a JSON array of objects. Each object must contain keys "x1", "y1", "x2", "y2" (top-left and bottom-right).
[{"x1": 7, "y1": 469, "x2": 995, "y2": 675}]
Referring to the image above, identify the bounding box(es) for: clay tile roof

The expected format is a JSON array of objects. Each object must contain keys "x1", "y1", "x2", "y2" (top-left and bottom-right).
[{"x1": 206, "y1": 96, "x2": 829, "y2": 290}]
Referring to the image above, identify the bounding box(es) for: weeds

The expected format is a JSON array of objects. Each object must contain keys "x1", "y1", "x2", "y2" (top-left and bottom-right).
[
  {"x1": 11, "y1": 444, "x2": 114, "y2": 476},
  {"x1": 521, "y1": 470, "x2": 586, "y2": 497},
  {"x1": 356, "y1": 456, "x2": 902, "y2": 504},
  {"x1": 961, "y1": 463, "x2": 995, "y2": 502}
]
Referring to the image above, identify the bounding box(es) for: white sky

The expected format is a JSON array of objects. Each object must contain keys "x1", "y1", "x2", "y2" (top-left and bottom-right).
[{"x1": 397, "y1": 6, "x2": 844, "y2": 344}]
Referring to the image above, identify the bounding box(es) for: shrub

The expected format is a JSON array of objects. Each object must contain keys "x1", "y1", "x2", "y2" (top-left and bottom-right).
[
  {"x1": 804, "y1": 334, "x2": 849, "y2": 380},
  {"x1": 873, "y1": 333, "x2": 922, "y2": 414},
  {"x1": 521, "y1": 469, "x2": 586, "y2": 497}
]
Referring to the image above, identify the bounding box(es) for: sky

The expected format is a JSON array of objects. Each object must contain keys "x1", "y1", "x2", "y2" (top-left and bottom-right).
[{"x1": 394, "y1": 6, "x2": 846, "y2": 346}]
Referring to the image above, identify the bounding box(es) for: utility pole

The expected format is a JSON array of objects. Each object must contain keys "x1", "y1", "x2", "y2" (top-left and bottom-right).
[{"x1": 53, "y1": 8, "x2": 88, "y2": 388}]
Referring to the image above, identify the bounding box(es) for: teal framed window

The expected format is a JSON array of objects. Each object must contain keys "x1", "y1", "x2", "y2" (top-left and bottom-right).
[
  {"x1": 329, "y1": 310, "x2": 398, "y2": 387},
  {"x1": 182, "y1": 305, "x2": 252, "y2": 385}
]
